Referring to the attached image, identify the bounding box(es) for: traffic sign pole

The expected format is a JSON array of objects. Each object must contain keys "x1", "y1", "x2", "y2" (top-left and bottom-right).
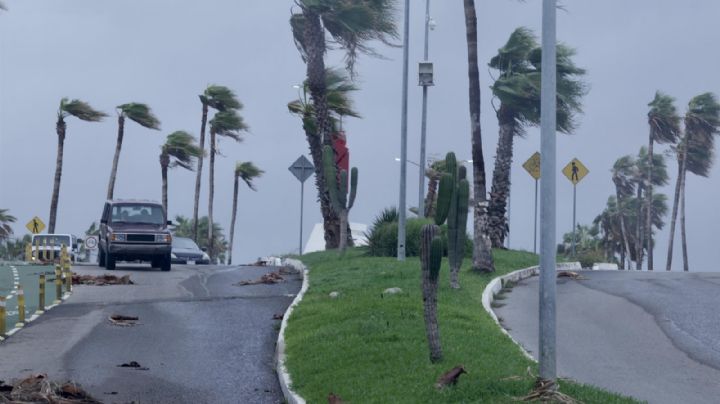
[
  {"x1": 289, "y1": 155, "x2": 315, "y2": 256},
  {"x1": 299, "y1": 181, "x2": 304, "y2": 255},
  {"x1": 534, "y1": 179, "x2": 538, "y2": 254},
  {"x1": 572, "y1": 184, "x2": 577, "y2": 256}
]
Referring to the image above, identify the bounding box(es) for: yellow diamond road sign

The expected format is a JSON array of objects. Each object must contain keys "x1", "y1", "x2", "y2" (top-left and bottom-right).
[
  {"x1": 26, "y1": 216, "x2": 46, "y2": 234},
  {"x1": 563, "y1": 158, "x2": 589, "y2": 185},
  {"x1": 522, "y1": 152, "x2": 541, "y2": 180}
]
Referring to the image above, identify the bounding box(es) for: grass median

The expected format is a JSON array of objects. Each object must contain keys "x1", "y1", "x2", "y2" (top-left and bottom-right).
[{"x1": 283, "y1": 248, "x2": 638, "y2": 403}]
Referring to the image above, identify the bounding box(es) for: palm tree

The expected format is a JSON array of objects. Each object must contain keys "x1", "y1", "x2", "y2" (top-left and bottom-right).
[
  {"x1": 611, "y1": 155, "x2": 637, "y2": 269},
  {"x1": 666, "y1": 93, "x2": 720, "y2": 271},
  {"x1": 290, "y1": 0, "x2": 398, "y2": 248},
  {"x1": 50, "y1": 98, "x2": 107, "y2": 233},
  {"x1": 462, "y1": 0, "x2": 494, "y2": 272},
  {"x1": 227, "y1": 162, "x2": 263, "y2": 265},
  {"x1": 288, "y1": 68, "x2": 361, "y2": 248},
  {"x1": 632, "y1": 147, "x2": 670, "y2": 269},
  {"x1": 0, "y1": 208, "x2": 16, "y2": 241},
  {"x1": 106, "y1": 103, "x2": 161, "y2": 200},
  {"x1": 207, "y1": 110, "x2": 247, "y2": 260},
  {"x1": 192, "y1": 85, "x2": 242, "y2": 242},
  {"x1": 486, "y1": 27, "x2": 587, "y2": 247},
  {"x1": 645, "y1": 92, "x2": 680, "y2": 270},
  {"x1": 160, "y1": 131, "x2": 202, "y2": 215}
]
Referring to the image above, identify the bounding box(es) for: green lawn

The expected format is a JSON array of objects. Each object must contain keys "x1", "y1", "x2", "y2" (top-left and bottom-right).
[{"x1": 284, "y1": 248, "x2": 640, "y2": 403}]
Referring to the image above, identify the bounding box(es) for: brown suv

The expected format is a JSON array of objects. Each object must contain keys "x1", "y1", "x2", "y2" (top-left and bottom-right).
[{"x1": 98, "y1": 199, "x2": 173, "y2": 271}]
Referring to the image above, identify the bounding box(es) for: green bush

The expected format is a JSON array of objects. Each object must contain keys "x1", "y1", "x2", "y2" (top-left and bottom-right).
[
  {"x1": 366, "y1": 216, "x2": 472, "y2": 258},
  {"x1": 576, "y1": 249, "x2": 607, "y2": 268}
]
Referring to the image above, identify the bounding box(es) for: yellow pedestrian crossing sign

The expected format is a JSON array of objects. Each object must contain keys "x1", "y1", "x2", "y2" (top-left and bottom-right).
[
  {"x1": 563, "y1": 158, "x2": 589, "y2": 185},
  {"x1": 522, "y1": 152, "x2": 541, "y2": 180},
  {"x1": 26, "y1": 216, "x2": 46, "y2": 234}
]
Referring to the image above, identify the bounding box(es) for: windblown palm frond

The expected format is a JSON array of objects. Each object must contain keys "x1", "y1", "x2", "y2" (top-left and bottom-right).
[
  {"x1": 290, "y1": 12, "x2": 308, "y2": 62},
  {"x1": 288, "y1": 68, "x2": 361, "y2": 121},
  {"x1": 59, "y1": 98, "x2": 108, "y2": 122},
  {"x1": 636, "y1": 146, "x2": 669, "y2": 187},
  {"x1": 648, "y1": 91, "x2": 681, "y2": 145},
  {"x1": 683, "y1": 92, "x2": 720, "y2": 177},
  {"x1": 210, "y1": 110, "x2": 248, "y2": 141},
  {"x1": 163, "y1": 131, "x2": 203, "y2": 170},
  {"x1": 204, "y1": 85, "x2": 242, "y2": 111},
  {"x1": 234, "y1": 161, "x2": 264, "y2": 191},
  {"x1": 611, "y1": 155, "x2": 636, "y2": 198},
  {"x1": 0, "y1": 208, "x2": 16, "y2": 241},
  {"x1": 118, "y1": 103, "x2": 161, "y2": 130},
  {"x1": 489, "y1": 27, "x2": 537, "y2": 73},
  {"x1": 0, "y1": 2, "x2": 7, "y2": 11}
]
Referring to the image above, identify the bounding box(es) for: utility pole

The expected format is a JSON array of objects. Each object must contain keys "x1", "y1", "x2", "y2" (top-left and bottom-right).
[
  {"x1": 397, "y1": 0, "x2": 410, "y2": 261},
  {"x1": 418, "y1": 0, "x2": 431, "y2": 218},
  {"x1": 539, "y1": 0, "x2": 558, "y2": 384}
]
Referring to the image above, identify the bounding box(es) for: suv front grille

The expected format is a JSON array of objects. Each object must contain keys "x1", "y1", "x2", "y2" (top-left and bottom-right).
[{"x1": 127, "y1": 234, "x2": 155, "y2": 242}]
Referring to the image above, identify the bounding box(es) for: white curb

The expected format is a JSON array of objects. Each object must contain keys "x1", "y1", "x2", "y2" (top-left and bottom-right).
[
  {"x1": 481, "y1": 262, "x2": 582, "y2": 362},
  {"x1": 275, "y1": 258, "x2": 309, "y2": 404}
]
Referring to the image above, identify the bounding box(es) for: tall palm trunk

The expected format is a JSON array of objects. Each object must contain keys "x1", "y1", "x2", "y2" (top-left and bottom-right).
[
  {"x1": 227, "y1": 174, "x2": 239, "y2": 266},
  {"x1": 614, "y1": 185, "x2": 633, "y2": 270},
  {"x1": 303, "y1": 8, "x2": 342, "y2": 249},
  {"x1": 48, "y1": 117, "x2": 66, "y2": 233},
  {"x1": 487, "y1": 106, "x2": 515, "y2": 248},
  {"x1": 464, "y1": 0, "x2": 493, "y2": 272},
  {"x1": 635, "y1": 186, "x2": 644, "y2": 270},
  {"x1": 192, "y1": 102, "x2": 209, "y2": 242},
  {"x1": 106, "y1": 115, "x2": 125, "y2": 200},
  {"x1": 680, "y1": 164, "x2": 689, "y2": 271},
  {"x1": 160, "y1": 153, "x2": 169, "y2": 216},
  {"x1": 665, "y1": 141, "x2": 685, "y2": 271},
  {"x1": 207, "y1": 129, "x2": 216, "y2": 262},
  {"x1": 646, "y1": 137, "x2": 654, "y2": 270}
]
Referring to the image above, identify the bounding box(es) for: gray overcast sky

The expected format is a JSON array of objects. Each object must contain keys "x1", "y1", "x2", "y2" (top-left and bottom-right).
[{"x1": 1, "y1": 1, "x2": 719, "y2": 270}]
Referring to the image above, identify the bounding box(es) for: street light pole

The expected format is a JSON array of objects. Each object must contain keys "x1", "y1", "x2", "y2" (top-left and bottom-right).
[
  {"x1": 418, "y1": 0, "x2": 431, "y2": 218},
  {"x1": 397, "y1": 0, "x2": 410, "y2": 261},
  {"x1": 539, "y1": 0, "x2": 557, "y2": 384}
]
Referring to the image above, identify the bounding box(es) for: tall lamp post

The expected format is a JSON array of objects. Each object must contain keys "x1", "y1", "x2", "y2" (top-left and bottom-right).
[
  {"x1": 539, "y1": 0, "x2": 558, "y2": 385},
  {"x1": 397, "y1": 0, "x2": 410, "y2": 261},
  {"x1": 417, "y1": 0, "x2": 433, "y2": 218}
]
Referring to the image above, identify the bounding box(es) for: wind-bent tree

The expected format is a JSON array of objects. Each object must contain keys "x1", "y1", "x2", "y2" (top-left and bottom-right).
[
  {"x1": 159, "y1": 131, "x2": 202, "y2": 216},
  {"x1": 611, "y1": 155, "x2": 637, "y2": 269},
  {"x1": 207, "y1": 110, "x2": 247, "y2": 261},
  {"x1": 50, "y1": 98, "x2": 107, "y2": 233},
  {"x1": 107, "y1": 103, "x2": 161, "y2": 200},
  {"x1": 486, "y1": 27, "x2": 587, "y2": 247},
  {"x1": 227, "y1": 162, "x2": 263, "y2": 265},
  {"x1": 290, "y1": 0, "x2": 398, "y2": 248},
  {"x1": 666, "y1": 93, "x2": 720, "y2": 271},
  {"x1": 645, "y1": 92, "x2": 680, "y2": 270},
  {"x1": 192, "y1": 85, "x2": 242, "y2": 242},
  {"x1": 633, "y1": 147, "x2": 669, "y2": 269},
  {"x1": 0, "y1": 208, "x2": 16, "y2": 241},
  {"x1": 463, "y1": 0, "x2": 493, "y2": 272}
]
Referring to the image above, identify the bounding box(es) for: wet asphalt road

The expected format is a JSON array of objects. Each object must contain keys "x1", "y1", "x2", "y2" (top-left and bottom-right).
[
  {"x1": 494, "y1": 270, "x2": 720, "y2": 404},
  {"x1": 0, "y1": 262, "x2": 301, "y2": 404}
]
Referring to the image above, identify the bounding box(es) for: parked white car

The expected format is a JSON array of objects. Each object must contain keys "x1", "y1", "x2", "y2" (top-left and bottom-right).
[{"x1": 31, "y1": 234, "x2": 80, "y2": 262}]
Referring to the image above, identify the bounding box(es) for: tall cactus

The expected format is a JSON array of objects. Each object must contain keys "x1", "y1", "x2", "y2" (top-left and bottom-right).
[
  {"x1": 420, "y1": 223, "x2": 443, "y2": 363},
  {"x1": 323, "y1": 145, "x2": 358, "y2": 252},
  {"x1": 435, "y1": 152, "x2": 470, "y2": 289}
]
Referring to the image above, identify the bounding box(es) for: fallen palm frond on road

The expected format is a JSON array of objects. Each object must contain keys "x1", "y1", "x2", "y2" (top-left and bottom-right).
[
  {"x1": 0, "y1": 374, "x2": 100, "y2": 403},
  {"x1": 72, "y1": 274, "x2": 134, "y2": 285},
  {"x1": 236, "y1": 271, "x2": 284, "y2": 286},
  {"x1": 557, "y1": 270, "x2": 587, "y2": 280}
]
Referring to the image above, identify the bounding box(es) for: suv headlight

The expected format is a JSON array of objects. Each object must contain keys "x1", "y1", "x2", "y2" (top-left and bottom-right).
[
  {"x1": 110, "y1": 233, "x2": 126, "y2": 242},
  {"x1": 155, "y1": 234, "x2": 172, "y2": 243}
]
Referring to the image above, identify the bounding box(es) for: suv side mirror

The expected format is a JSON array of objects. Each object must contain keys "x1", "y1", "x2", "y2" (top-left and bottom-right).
[
  {"x1": 166, "y1": 220, "x2": 173, "y2": 226},
  {"x1": 100, "y1": 219, "x2": 107, "y2": 225},
  {"x1": 201, "y1": 247, "x2": 208, "y2": 252}
]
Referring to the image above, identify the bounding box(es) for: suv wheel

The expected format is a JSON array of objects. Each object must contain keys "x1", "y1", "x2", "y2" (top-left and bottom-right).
[
  {"x1": 160, "y1": 253, "x2": 171, "y2": 272},
  {"x1": 151, "y1": 258, "x2": 160, "y2": 268},
  {"x1": 98, "y1": 247, "x2": 106, "y2": 267},
  {"x1": 106, "y1": 250, "x2": 116, "y2": 270}
]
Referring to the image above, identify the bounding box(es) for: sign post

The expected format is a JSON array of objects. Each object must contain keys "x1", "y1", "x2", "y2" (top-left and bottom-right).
[
  {"x1": 288, "y1": 155, "x2": 315, "y2": 255},
  {"x1": 562, "y1": 158, "x2": 589, "y2": 256},
  {"x1": 522, "y1": 152, "x2": 541, "y2": 253}
]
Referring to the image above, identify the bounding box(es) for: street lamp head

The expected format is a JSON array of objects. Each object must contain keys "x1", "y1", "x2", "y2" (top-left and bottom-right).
[{"x1": 428, "y1": 18, "x2": 437, "y2": 31}]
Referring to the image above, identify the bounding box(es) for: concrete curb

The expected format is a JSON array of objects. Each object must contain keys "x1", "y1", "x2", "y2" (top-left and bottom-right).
[
  {"x1": 480, "y1": 262, "x2": 582, "y2": 362},
  {"x1": 275, "y1": 258, "x2": 309, "y2": 404}
]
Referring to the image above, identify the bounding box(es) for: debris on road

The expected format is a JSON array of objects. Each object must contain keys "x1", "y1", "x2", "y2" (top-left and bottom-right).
[
  {"x1": 0, "y1": 374, "x2": 100, "y2": 403},
  {"x1": 108, "y1": 314, "x2": 139, "y2": 326},
  {"x1": 521, "y1": 378, "x2": 580, "y2": 403},
  {"x1": 117, "y1": 361, "x2": 149, "y2": 371},
  {"x1": 73, "y1": 274, "x2": 134, "y2": 286},
  {"x1": 278, "y1": 265, "x2": 300, "y2": 275},
  {"x1": 557, "y1": 271, "x2": 586, "y2": 280},
  {"x1": 435, "y1": 365, "x2": 467, "y2": 389},
  {"x1": 236, "y1": 271, "x2": 284, "y2": 286},
  {"x1": 272, "y1": 313, "x2": 284, "y2": 320}
]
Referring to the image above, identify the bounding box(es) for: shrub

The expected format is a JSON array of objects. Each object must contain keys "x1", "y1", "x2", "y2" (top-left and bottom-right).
[{"x1": 366, "y1": 216, "x2": 472, "y2": 258}]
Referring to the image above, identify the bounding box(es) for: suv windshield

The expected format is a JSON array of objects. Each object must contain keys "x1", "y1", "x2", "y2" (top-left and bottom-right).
[{"x1": 111, "y1": 204, "x2": 165, "y2": 225}]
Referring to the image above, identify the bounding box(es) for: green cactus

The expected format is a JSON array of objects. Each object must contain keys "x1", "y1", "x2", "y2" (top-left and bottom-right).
[
  {"x1": 323, "y1": 145, "x2": 358, "y2": 252},
  {"x1": 420, "y1": 223, "x2": 443, "y2": 362},
  {"x1": 434, "y1": 152, "x2": 470, "y2": 289}
]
